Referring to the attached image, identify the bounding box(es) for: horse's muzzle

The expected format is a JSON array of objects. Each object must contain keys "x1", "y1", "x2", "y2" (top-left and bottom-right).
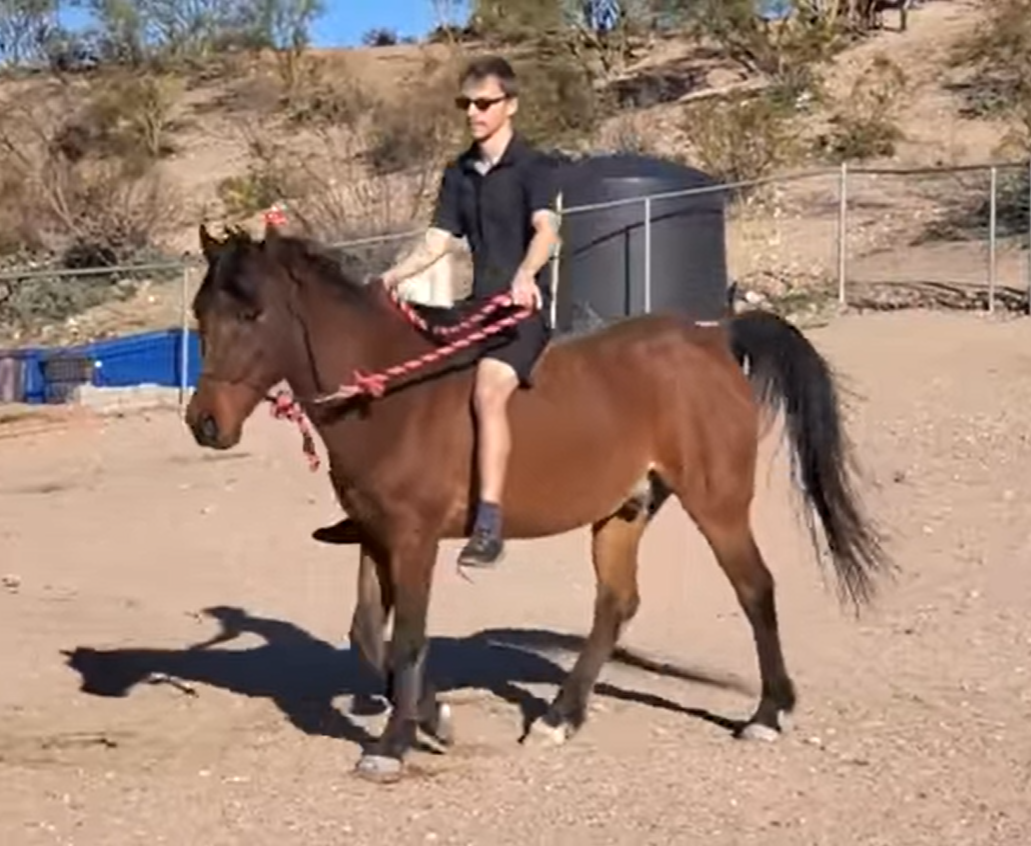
[{"x1": 190, "y1": 413, "x2": 230, "y2": 449}]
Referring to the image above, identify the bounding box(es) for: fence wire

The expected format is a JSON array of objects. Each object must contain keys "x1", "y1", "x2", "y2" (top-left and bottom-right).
[{"x1": 1, "y1": 160, "x2": 1029, "y2": 406}]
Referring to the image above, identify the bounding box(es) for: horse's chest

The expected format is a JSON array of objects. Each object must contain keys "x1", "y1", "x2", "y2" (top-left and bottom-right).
[{"x1": 328, "y1": 466, "x2": 381, "y2": 523}]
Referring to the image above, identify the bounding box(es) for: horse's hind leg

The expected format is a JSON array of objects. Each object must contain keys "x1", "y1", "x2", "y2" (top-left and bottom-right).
[
  {"x1": 350, "y1": 544, "x2": 393, "y2": 676},
  {"x1": 673, "y1": 474, "x2": 796, "y2": 740},
  {"x1": 529, "y1": 491, "x2": 663, "y2": 744}
]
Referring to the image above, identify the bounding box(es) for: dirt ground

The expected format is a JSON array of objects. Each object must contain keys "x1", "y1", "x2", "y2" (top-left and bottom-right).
[{"x1": 2, "y1": 309, "x2": 1031, "y2": 845}]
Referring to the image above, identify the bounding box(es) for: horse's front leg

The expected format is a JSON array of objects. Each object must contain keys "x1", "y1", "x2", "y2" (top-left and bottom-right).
[
  {"x1": 349, "y1": 542, "x2": 453, "y2": 749},
  {"x1": 354, "y1": 534, "x2": 439, "y2": 783}
]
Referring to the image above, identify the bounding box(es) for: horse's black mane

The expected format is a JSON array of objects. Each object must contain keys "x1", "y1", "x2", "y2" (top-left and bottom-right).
[
  {"x1": 273, "y1": 233, "x2": 371, "y2": 300},
  {"x1": 197, "y1": 227, "x2": 376, "y2": 313}
]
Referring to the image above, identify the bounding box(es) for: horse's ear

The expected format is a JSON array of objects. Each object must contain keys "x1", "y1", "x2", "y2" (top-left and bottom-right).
[
  {"x1": 199, "y1": 224, "x2": 221, "y2": 262},
  {"x1": 263, "y1": 218, "x2": 281, "y2": 244}
]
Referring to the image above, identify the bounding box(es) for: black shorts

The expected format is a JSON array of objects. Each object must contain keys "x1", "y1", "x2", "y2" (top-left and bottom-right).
[{"x1": 481, "y1": 310, "x2": 551, "y2": 388}]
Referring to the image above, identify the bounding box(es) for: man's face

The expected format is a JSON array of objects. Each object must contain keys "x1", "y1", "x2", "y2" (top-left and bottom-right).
[{"x1": 458, "y1": 74, "x2": 517, "y2": 143}]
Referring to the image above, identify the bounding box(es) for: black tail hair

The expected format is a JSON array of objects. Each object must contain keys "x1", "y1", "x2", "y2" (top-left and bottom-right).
[{"x1": 728, "y1": 309, "x2": 892, "y2": 609}]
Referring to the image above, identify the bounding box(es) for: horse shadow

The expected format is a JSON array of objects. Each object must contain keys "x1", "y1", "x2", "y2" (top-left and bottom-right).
[{"x1": 63, "y1": 605, "x2": 754, "y2": 752}]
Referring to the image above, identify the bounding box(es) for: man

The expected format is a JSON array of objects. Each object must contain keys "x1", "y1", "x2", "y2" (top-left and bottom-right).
[{"x1": 313, "y1": 55, "x2": 561, "y2": 569}]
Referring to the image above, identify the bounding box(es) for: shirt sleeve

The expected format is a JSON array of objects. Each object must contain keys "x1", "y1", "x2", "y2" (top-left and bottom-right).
[
  {"x1": 430, "y1": 163, "x2": 464, "y2": 237},
  {"x1": 524, "y1": 154, "x2": 560, "y2": 216}
]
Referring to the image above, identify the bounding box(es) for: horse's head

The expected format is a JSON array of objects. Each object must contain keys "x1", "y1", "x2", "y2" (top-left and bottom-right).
[{"x1": 185, "y1": 223, "x2": 304, "y2": 450}]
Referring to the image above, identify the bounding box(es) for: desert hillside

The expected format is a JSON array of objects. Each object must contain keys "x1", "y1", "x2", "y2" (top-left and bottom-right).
[{"x1": 0, "y1": 0, "x2": 1027, "y2": 345}]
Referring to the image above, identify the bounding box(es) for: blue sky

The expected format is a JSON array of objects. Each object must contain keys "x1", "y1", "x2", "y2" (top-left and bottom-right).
[
  {"x1": 314, "y1": 0, "x2": 469, "y2": 45},
  {"x1": 56, "y1": 0, "x2": 470, "y2": 49}
]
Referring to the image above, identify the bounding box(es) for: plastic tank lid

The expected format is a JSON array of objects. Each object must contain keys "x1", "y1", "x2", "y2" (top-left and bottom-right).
[{"x1": 560, "y1": 153, "x2": 718, "y2": 187}]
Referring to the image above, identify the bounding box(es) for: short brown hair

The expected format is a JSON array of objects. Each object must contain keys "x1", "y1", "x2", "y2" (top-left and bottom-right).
[{"x1": 459, "y1": 54, "x2": 519, "y2": 98}]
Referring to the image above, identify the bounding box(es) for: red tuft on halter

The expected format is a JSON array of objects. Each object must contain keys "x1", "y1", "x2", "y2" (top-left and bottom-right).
[{"x1": 263, "y1": 203, "x2": 289, "y2": 228}]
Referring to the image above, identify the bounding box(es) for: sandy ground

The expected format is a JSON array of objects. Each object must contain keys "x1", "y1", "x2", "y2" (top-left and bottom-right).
[{"x1": 2, "y1": 309, "x2": 1031, "y2": 845}]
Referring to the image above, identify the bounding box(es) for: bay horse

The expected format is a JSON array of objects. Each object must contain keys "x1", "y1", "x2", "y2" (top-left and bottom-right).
[{"x1": 184, "y1": 223, "x2": 890, "y2": 783}]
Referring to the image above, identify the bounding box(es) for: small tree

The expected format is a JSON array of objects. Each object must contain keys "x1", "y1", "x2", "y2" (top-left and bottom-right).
[
  {"x1": 0, "y1": 0, "x2": 59, "y2": 67},
  {"x1": 249, "y1": 0, "x2": 326, "y2": 97},
  {"x1": 362, "y1": 27, "x2": 398, "y2": 47}
]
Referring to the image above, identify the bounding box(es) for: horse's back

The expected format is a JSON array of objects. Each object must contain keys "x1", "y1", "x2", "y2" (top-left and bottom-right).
[
  {"x1": 512, "y1": 311, "x2": 736, "y2": 457},
  {"x1": 537, "y1": 311, "x2": 731, "y2": 385}
]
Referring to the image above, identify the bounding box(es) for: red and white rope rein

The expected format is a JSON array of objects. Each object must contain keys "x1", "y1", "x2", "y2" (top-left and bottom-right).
[{"x1": 268, "y1": 289, "x2": 532, "y2": 471}]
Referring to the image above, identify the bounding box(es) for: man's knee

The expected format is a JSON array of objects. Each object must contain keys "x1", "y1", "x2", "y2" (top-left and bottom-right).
[{"x1": 474, "y1": 358, "x2": 518, "y2": 414}]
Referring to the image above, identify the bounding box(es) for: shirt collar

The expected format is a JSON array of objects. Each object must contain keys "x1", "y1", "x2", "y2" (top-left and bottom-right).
[{"x1": 459, "y1": 132, "x2": 530, "y2": 173}]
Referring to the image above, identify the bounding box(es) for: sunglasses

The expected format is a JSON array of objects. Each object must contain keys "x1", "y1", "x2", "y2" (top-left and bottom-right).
[{"x1": 455, "y1": 94, "x2": 508, "y2": 112}]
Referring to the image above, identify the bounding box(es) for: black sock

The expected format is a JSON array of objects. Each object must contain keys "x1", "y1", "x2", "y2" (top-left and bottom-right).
[{"x1": 473, "y1": 501, "x2": 502, "y2": 537}]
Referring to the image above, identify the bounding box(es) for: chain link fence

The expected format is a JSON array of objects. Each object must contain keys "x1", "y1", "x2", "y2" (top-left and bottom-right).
[{"x1": 1, "y1": 159, "x2": 1028, "y2": 407}]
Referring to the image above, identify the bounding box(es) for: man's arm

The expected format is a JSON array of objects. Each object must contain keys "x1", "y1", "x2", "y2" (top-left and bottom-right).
[
  {"x1": 515, "y1": 157, "x2": 561, "y2": 282},
  {"x1": 383, "y1": 164, "x2": 465, "y2": 288},
  {"x1": 516, "y1": 209, "x2": 560, "y2": 281},
  {"x1": 382, "y1": 227, "x2": 455, "y2": 287}
]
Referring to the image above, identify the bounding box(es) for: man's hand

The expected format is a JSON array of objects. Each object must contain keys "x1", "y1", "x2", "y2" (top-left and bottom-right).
[{"x1": 510, "y1": 268, "x2": 542, "y2": 311}]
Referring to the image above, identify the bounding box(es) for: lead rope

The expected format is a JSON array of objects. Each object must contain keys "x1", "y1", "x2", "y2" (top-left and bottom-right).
[{"x1": 268, "y1": 288, "x2": 532, "y2": 471}]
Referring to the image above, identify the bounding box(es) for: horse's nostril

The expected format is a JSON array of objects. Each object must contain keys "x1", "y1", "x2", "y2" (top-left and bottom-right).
[{"x1": 199, "y1": 414, "x2": 219, "y2": 444}]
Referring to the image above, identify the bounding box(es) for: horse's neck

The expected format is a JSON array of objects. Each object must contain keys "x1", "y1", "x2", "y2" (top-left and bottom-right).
[
  {"x1": 287, "y1": 283, "x2": 441, "y2": 477},
  {"x1": 288, "y1": 283, "x2": 421, "y2": 394}
]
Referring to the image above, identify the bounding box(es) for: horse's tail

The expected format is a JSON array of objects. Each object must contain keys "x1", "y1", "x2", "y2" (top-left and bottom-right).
[{"x1": 727, "y1": 309, "x2": 892, "y2": 609}]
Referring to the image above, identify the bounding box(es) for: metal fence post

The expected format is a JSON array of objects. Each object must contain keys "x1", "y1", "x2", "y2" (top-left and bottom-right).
[
  {"x1": 837, "y1": 162, "x2": 848, "y2": 305},
  {"x1": 1027, "y1": 159, "x2": 1031, "y2": 315},
  {"x1": 988, "y1": 165, "x2": 998, "y2": 315},
  {"x1": 643, "y1": 196, "x2": 652, "y2": 313},
  {"x1": 550, "y1": 190, "x2": 563, "y2": 329},
  {"x1": 179, "y1": 264, "x2": 190, "y2": 409}
]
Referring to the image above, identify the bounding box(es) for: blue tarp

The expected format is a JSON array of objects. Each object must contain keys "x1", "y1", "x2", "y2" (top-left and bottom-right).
[{"x1": 3, "y1": 328, "x2": 201, "y2": 404}]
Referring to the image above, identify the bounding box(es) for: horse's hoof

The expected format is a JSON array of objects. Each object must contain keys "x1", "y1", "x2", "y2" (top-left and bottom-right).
[
  {"x1": 418, "y1": 703, "x2": 455, "y2": 750},
  {"x1": 354, "y1": 754, "x2": 404, "y2": 783},
  {"x1": 525, "y1": 717, "x2": 571, "y2": 747},
  {"x1": 737, "y1": 722, "x2": 781, "y2": 743}
]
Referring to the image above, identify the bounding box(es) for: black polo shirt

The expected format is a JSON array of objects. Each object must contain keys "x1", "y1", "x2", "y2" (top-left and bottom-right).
[{"x1": 430, "y1": 133, "x2": 558, "y2": 308}]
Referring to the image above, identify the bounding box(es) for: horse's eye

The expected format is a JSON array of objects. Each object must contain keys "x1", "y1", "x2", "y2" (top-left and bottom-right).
[{"x1": 239, "y1": 309, "x2": 261, "y2": 323}]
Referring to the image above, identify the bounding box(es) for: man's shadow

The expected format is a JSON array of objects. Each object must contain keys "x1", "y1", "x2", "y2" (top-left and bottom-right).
[{"x1": 63, "y1": 605, "x2": 754, "y2": 751}]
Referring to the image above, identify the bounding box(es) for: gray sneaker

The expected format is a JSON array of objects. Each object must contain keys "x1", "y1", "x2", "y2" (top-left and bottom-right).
[{"x1": 457, "y1": 529, "x2": 505, "y2": 569}]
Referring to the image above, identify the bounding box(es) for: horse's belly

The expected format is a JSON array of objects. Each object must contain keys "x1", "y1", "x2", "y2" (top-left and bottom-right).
[{"x1": 498, "y1": 400, "x2": 652, "y2": 537}]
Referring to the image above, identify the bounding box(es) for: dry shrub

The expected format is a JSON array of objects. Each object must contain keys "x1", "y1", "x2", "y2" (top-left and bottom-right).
[
  {"x1": 364, "y1": 53, "x2": 463, "y2": 175},
  {"x1": 682, "y1": 93, "x2": 801, "y2": 188},
  {"x1": 950, "y1": 0, "x2": 1031, "y2": 122},
  {"x1": 0, "y1": 94, "x2": 182, "y2": 266},
  {"x1": 594, "y1": 111, "x2": 666, "y2": 156},
  {"x1": 90, "y1": 73, "x2": 182, "y2": 159},
  {"x1": 817, "y1": 54, "x2": 906, "y2": 162},
  {"x1": 511, "y1": 48, "x2": 604, "y2": 151},
  {"x1": 52, "y1": 73, "x2": 183, "y2": 165},
  {"x1": 217, "y1": 132, "x2": 293, "y2": 219},
  {"x1": 690, "y1": 0, "x2": 847, "y2": 97},
  {"x1": 0, "y1": 142, "x2": 181, "y2": 331},
  {"x1": 219, "y1": 122, "x2": 445, "y2": 270},
  {"x1": 284, "y1": 56, "x2": 377, "y2": 127}
]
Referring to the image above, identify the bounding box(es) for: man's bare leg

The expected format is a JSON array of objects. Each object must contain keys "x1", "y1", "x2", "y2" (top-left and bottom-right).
[{"x1": 458, "y1": 358, "x2": 519, "y2": 568}]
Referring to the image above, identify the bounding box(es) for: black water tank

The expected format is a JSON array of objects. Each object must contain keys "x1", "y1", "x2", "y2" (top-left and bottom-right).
[{"x1": 551, "y1": 154, "x2": 728, "y2": 332}]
